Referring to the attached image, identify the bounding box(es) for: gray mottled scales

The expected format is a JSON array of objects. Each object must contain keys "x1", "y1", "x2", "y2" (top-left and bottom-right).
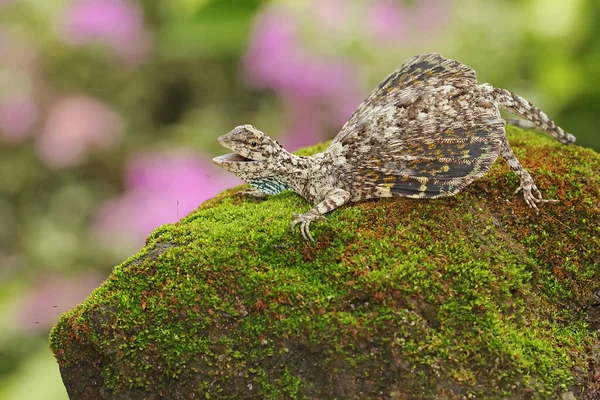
[{"x1": 213, "y1": 53, "x2": 576, "y2": 241}]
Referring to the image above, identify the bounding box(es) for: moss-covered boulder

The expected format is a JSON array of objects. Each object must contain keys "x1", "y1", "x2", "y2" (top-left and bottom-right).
[{"x1": 50, "y1": 127, "x2": 600, "y2": 399}]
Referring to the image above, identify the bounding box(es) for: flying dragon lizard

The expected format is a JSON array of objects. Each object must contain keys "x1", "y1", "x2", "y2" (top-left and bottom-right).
[{"x1": 213, "y1": 53, "x2": 576, "y2": 241}]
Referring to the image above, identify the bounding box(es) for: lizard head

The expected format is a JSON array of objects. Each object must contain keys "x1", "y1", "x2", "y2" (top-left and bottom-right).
[{"x1": 213, "y1": 124, "x2": 287, "y2": 175}]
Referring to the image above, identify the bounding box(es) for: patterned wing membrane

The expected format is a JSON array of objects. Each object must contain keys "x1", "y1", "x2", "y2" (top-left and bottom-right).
[
  {"x1": 376, "y1": 53, "x2": 476, "y2": 93},
  {"x1": 333, "y1": 53, "x2": 478, "y2": 145},
  {"x1": 359, "y1": 121, "x2": 504, "y2": 199}
]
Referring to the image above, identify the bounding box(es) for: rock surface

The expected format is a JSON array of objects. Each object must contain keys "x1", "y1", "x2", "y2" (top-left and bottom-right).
[{"x1": 50, "y1": 127, "x2": 600, "y2": 399}]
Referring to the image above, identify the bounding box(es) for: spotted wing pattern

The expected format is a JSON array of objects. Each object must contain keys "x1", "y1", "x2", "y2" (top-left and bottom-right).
[
  {"x1": 332, "y1": 53, "x2": 478, "y2": 145},
  {"x1": 329, "y1": 53, "x2": 504, "y2": 199},
  {"x1": 355, "y1": 121, "x2": 504, "y2": 198}
]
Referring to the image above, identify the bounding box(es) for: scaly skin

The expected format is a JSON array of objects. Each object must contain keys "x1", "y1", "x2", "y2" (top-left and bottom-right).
[{"x1": 213, "y1": 53, "x2": 575, "y2": 241}]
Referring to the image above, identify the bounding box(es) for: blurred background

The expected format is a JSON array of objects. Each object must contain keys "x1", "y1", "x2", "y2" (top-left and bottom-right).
[{"x1": 0, "y1": 0, "x2": 598, "y2": 398}]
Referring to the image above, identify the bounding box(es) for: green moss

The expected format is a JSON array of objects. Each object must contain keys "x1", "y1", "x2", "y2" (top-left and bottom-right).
[{"x1": 50, "y1": 127, "x2": 600, "y2": 399}]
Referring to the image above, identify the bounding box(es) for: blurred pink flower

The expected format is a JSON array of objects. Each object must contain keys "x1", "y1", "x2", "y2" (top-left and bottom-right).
[
  {"x1": 0, "y1": 96, "x2": 38, "y2": 142},
  {"x1": 246, "y1": 8, "x2": 360, "y2": 105},
  {"x1": 367, "y1": 0, "x2": 408, "y2": 42},
  {"x1": 94, "y1": 150, "x2": 239, "y2": 250},
  {"x1": 58, "y1": 0, "x2": 151, "y2": 64},
  {"x1": 244, "y1": 6, "x2": 363, "y2": 149},
  {"x1": 36, "y1": 95, "x2": 123, "y2": 168},
  {"x1": 413, "y1": 0, "x2": 451, "y2": 34},
  {"x1": 312, "y1": 0, "x2": 349, "y2": 32},
  {"x1": 0, "y1": 30, "x2": 40, "y2": 142},
  {"x1": 367, "y1": 0, "x2": 451, "y2": 43},
  {"x1": 17, "y1": 273, "x2": 104, "y2": 332},
  {"x1": 281, "y1": 95, "x2": 330, "y2": 150}
]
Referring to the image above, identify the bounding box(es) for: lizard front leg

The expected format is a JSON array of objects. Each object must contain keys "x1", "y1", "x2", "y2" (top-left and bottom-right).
[
  {"x1": 499, "y1": 136, "x2": 557, "y2": 211},
  {"x1": 291, "y1": 188, "x2": 350, "y2": 242}
]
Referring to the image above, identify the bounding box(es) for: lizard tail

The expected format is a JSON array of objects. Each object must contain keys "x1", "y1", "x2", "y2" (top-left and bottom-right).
[
  {"x1": 504, "y1": 118, "x2": 535, "y2": 130},
  {"x1": 492, "y1": 87, "x2": 576, "y2": 144}
]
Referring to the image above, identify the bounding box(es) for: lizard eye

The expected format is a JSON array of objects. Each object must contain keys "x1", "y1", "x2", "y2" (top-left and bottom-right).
[{"x1": 251, "y1": 141, "x2": 257, "y2": 147}]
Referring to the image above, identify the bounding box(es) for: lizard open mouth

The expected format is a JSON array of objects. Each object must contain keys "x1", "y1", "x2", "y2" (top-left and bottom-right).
[
  {"x1": 212, "y1": 153, "x2": 256, "y2": 164},
  {"x1": 213, "y1": 131, "x2": 263, "y2": 167}
]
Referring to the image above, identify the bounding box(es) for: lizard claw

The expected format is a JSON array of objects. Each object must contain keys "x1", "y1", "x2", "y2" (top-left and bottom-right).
[
  {"x1": 291, "y1": 211, "x2": 327, "y2": 242},
  {"x1": 516, "y1": 182, "x2": 558, "y2": 213}
]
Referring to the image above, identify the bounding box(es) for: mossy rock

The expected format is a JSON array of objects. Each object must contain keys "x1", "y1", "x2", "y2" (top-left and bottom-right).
[{"x1": 50, "y1": 127, "x2": 600, "y2": 399}]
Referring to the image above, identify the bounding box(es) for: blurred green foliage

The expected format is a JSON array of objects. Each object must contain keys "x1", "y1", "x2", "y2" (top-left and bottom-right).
[{"x1": 158, "y1": 0, "x2": 264, "y2": 58}]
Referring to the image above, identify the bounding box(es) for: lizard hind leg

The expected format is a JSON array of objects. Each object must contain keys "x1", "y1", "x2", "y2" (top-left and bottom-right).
[{"x1": 499, "y1": 136, "x2": 558, "y2": 212}]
